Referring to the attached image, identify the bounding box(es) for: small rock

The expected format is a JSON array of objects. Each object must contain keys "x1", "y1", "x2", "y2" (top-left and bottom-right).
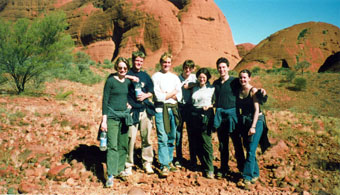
[
  {"x1": 18, "y1": 182, "x2": 39, "y2": 194},
  {"x1": 127, "y1": 186, "x2": 146, "y2": 195}
]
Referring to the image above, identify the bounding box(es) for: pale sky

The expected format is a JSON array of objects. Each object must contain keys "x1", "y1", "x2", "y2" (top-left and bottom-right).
[{"x1": 215, "y1": 0, "x2": 340, "y2": 44}]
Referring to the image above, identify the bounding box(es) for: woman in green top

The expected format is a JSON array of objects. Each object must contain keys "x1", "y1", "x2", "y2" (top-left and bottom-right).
[{"x1": 101, "y1": 57, "x2": 136, "y2": 188}]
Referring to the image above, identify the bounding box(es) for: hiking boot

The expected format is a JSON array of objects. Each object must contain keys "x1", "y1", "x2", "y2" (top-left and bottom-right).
[
  {"x1": 105, "y1": 175, "x2": 114, "y2": 188},
  {"x1": 144, "y1": 163, "x2": 154, "y2": 174},
  {"x1": 169, "y1": 163, "x2": 178, "y2": 172},
  {"x1": 160, "y1": 166, "x2": 169, "y2": 177}
]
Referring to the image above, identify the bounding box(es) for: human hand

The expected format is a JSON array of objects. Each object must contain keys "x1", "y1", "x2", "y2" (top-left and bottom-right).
[
  {"x1": 248, "y1": 127, "x2": 256, "y2": 135},
  {"x1": 101, "y1": 121, "x2": 108, "y2": 132}
]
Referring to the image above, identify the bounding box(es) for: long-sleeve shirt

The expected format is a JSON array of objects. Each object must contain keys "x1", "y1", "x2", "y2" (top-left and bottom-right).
[
  {"x1": 152, "y1": 71, "x2": 182, "y2": 112},
  {"x1": 102, "y1": 73, "x2": 131, "y2": 115},
  {"x1": 178, "y1": 74, "x2": 196, "y2": 105}
]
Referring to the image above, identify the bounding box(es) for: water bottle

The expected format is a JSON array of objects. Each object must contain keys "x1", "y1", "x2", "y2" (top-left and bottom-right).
[
  {"x1": 135, "y1": 82, "x2": 142, "y2": 99},
  {"x1": 99, "y1": 131, "x2": 107, "y2": 151}
]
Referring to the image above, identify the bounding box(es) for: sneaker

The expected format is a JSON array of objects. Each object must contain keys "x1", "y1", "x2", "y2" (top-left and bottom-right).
[
  {"x1": 237, "y1": 179, "x2": 251, "y2": 190},
  {"x1": 205, "y1": 171, "x2": 214, "y2": 179},
  {"x1": 169, "y1": 163, "x2": 178, "y2": 172},
  {"x1": 121, "y1": 167, "x2": 132, "y2": 176},
  {"x1": 160, "y1": 166, "x2": 169, "y2": 177},
  {"x1": 144, "y1": 163, "x2": 154, "y2": 174},
  {"x1": 251, "y1": 176, "x2": 259, "y2": 184},
  {"x1": 174, "y1": 160, "x2": 182, "y2": 168},
  {"x1": 106, "y1": 175, "x2": 114, "y2": 188}
]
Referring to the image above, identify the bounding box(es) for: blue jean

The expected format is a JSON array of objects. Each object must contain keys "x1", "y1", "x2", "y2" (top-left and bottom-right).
[
  {"x1": 242, "y1": 119, "x2": 264, "y2": 181},
  {"x1": 155, "y1": 110, "x2": 176, "y2": 168}
]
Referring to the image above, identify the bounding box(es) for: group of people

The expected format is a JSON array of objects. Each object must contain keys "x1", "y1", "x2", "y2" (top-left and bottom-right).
[{"x1": 100, "y1": 51, "x2": 270, "y2": 189}]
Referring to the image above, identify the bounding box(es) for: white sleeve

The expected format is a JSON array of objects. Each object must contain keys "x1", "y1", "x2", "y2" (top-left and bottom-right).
[{"x1": 152, "y1": 73, "x2": 166, "y2": 102}]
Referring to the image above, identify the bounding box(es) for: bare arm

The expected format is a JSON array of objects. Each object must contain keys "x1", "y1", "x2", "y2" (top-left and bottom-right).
[{"x1": 249, "y1": 88, "x2": 260, "y2": 135}]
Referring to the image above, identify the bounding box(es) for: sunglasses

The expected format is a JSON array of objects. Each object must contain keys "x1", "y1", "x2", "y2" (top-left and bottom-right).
[{"x1": 118, "y1": 66, "x2": 128, "y2": 71}]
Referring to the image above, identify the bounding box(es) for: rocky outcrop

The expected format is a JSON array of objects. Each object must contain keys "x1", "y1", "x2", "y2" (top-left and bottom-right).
[
  {"x1": 318, "y1": 51, "x2": 340, "y2": 72},
  {"x1": 234, "y1": 22, "x2": 340, "y2": 72},
  {"x1": 237, "y1": 43, "x2": 256, "y2": 58},
  {"x1": 0, "y1": 0, "x2": 240, "y2": 69}
]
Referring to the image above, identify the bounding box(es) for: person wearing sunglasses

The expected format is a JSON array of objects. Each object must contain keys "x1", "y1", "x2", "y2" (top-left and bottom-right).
[{"x1": 101, "y1": 57, "x2": 137, "y2": 188}]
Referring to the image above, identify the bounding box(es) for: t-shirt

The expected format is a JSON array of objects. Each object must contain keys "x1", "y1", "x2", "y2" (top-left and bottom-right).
[
  {"x1": 102, "y1": 73, "x2": 131, "y2": 114},
  {"x1": 191, "y1": 83, "x2": 215, "y2": 108},
  {"x1": 213, "y1": 76, "x2": 240, "y2": 109}
]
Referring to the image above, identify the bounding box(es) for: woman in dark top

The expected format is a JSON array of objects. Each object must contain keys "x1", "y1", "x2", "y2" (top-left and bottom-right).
[
  {"x1": 101, "y1": 57, "x2": 134, "y2": 188},
  {"x1": 236, "y1": 69, "x2": 264, "y2": 189}
]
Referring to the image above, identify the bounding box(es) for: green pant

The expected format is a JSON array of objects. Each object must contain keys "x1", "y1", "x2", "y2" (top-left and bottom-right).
[
  {"x1": 191, "y1": 115, "x2": 214, "y2": 173},
  {"x1": 107, "y1": 119, "x2": 128, "y2": 176}
]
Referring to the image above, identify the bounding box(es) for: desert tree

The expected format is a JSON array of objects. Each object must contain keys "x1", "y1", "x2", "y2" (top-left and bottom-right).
[{"x1": 0, "y1": 12, "x2": 73, "y2": 94}]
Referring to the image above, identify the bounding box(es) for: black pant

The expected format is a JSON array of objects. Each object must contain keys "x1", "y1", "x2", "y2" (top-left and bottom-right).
[{"x1": 217, "y1": 122, "x2": 245, "y2": 173}]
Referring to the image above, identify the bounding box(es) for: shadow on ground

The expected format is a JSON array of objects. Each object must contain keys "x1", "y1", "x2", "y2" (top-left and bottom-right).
[{"x1": 63, "y1": 144, "x2": 106, "y2": 183}]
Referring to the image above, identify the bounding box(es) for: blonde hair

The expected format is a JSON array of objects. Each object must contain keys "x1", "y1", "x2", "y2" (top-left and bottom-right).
[{"x1": 159, "y1": 52, "x2": 172, "y2": 64}]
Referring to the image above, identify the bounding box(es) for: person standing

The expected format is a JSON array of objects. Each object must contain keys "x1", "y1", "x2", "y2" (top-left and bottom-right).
[
  {"x1": 236, "y1": 69, "x2": 268, "y2": 189},
  {"x1": 175, "y1": 60, "x2": 196, "y2": 168},
  {"x1": 152, "y1": 52, "x2": 182, "y2": 177},
  {"x1": 190, "y1": 68, "x2": 215, "y2": 178},
  {"x1": 213, "y1": 57, "x2": 245, "y2": 179},
  {"x1": 101, "y1": 57, "x2": 134, "y2": 188},
  {"x1": 122, "y1": 51, "x2": 156, "y2": 176}
]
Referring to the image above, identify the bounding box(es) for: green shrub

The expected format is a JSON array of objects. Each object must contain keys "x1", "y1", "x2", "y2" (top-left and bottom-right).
[
  {"x1": 252, "y1": 66, "x2": 261, "y2": 75},
  {"x1": 293, "y1": 77, "x2": 307, "y2": 91},
  {"x1": 55, "y1": 90, "x2": 73, "y2": 100},
  {"x1": 286, "y1": 70, "x2": 296, "y2": 82}
]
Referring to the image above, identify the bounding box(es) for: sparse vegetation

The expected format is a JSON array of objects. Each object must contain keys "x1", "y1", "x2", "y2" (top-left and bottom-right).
[
  {"x1": 293, "y1": 77, "x2": 307, "y2": 91},
  {"x1": 0, "y1": 12, "x2": 74, "y2": 94}
]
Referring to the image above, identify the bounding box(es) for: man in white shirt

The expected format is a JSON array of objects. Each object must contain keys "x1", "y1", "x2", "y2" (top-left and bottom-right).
[{"x1": 152, "y1": 52, "x2": 182, "y2": 177}]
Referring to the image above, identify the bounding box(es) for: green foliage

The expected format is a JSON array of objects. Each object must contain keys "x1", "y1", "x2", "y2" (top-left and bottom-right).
[
  {"x1": 297, "y1": 28, "x2": 309, "y2": 41},
  {"x1": 52, "y1": 51, "x2": 102, "y2": 85},
  {"x1": 285, "y1": 70, "x2": 296, "y2": 82},
  {"x1": 55, "y1": 90, "x2": 73, "y2": 100},
  {"x1": 251, "y1": 66, "x2": 261, "y2": 75},
  {"x1": 295, "y1": 60, "x2": 311, "y2": 75},
  {"x1": 0, "y1": 12, "x2": 74, "y2": 94},
  {"x1": 293, "y1": 77, "x2": 307, "y2": 91},
  {"x1": 102, "y1": 59, "x2": 114, "y2": 69}
]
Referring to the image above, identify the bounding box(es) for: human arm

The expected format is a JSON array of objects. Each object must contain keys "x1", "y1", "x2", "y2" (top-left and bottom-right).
[
  {"x1": 249, "y1": 88, "x2": 260, "y2": 136},
  {"x1": 125, "y1": 75, "x2": 139, "y2": 83},
  {"x1": 101, "y1": 115, "x2": 108, "y2": 132}
]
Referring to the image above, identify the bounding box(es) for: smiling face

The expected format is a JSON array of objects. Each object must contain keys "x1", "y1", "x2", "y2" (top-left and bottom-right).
[
  {"x1": 239, "y1": 72, "x2": 251, "y2": 86},
  {"x1": 198, "y1": 73, "x2": 208, "y2": 87},
  {"x1": 217, "y1": 62, "x2": 229, "y2": 78},
  {"x1": 161, "y1": 57, "x2": 171, "y2": 73},
  {"x1": 117, "y1": 62, "x2": 128, "y2": 77},
  {"x1": 133, "y1": 56, "x2": 144, "y2": 72}
]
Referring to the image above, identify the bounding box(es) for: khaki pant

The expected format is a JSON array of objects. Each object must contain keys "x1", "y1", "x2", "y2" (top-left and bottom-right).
[{"x1": 125, "y1": 110, "x2": 154, "y2": 168}]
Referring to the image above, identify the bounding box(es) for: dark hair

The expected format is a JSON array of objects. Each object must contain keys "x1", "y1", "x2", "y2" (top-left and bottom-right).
[
  {"x1": 196, "y1": 68, "x2": 211, "y2": 81},
  {"x1": 216, "y1": 57, "x2": 229, "y2": 69},
  {"x1": 159, "y1": 52, "x2": 172, "y2": 64},
  {"x1": 132, "y1": 51, "x2": 145, "y2": 62},
  {"x1": 239, "y1": 69, "x2": 251, "y2": 77},
  {"x1": 182, "y1": 59, "x2": 195, "y2": 70},
  {"x1": 114, "y1": 57, "x2": 130, "y2": 71}
]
